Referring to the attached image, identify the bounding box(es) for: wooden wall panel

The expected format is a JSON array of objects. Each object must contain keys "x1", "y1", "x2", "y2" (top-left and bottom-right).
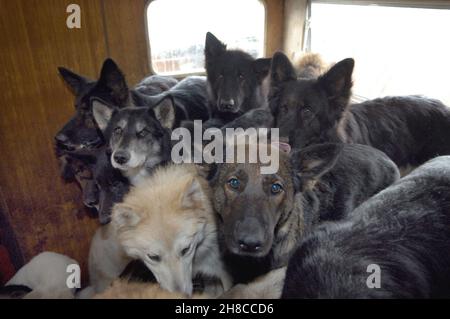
[
  {"x1": 0, "y1": 0, "x2": 108, "y2": 281},
  {"x1": 102, "y1": 0, "x2": 151, "y2": 86},
  {"x1": 265, "y1": 0, "x2": 285, "y2": 56}
]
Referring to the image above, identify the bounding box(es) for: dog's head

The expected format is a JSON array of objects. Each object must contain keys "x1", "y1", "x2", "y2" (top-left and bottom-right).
[
  {"x1": 204, "y1": 32, "x2": 271, "y2": 114},
  {"x1": 112, "y1": 166, "x2": 212, "y2": 296},
  {"x1": 55, "y1": 58, "x2": 130, "y2": 152},
  {"x1": 269, "y1": 52, "x2": 354, "y2": 149},
  {"x1": 92, "y1": 96, "x2": 174, "y2": 174},
  {"x1": 207, "y1": 143, "x2": 294, "y2": 258},
  {"x1": 67, "y1": 147, "x2": 130, "y2": 224}
]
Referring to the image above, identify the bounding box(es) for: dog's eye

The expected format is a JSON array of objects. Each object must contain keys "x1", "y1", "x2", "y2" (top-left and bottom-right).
[
  {"x1": 227, "y1": 178, "x2": 240, "y2": 189},
  {"x1": 147, "y1": 254, "x2": 161, "y2": 262},
  {"x1": 137, "y1": 129, "x2": 149, "y2": 138},
  {"x1": 180, "y1": 244, "x2": 191, "y2": 257},
  {"x1": 114, "y1": 127, "x2": 123, "y2": 135},
  {"x1": 271, "y1": 183, "x2": 283, "y2": 194}
]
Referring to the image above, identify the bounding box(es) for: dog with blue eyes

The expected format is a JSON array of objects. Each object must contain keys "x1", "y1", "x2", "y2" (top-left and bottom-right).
[{"x1": 205, "y1": 142, "x2": 400, "y2": 290}]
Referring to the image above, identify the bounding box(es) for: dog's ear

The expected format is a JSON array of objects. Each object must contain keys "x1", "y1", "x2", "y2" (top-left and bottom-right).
[
  {"x1": 112, "y1": 203, "x2": 141, "y2": 230},
  {"x1": 318, "y1": 58, "x2": 354, "y2": 108},
  {"x1": 92, "y1": 98, "x2": 115, "y2": 132},
  {"x1": 58, "y1": 67, "x2": 89, "y2": 95},
  {"x1": 253, "y1": 58, "x2": 272, "y2": 82},
  {"x1": 292, "y1": 143, "x2": 342, "y2": 188},
  {"x1": 270, "y1": 52, "x2": 297, "y2": 85},
  {"x1": 205, "y1": 32, "x2": 226, "y2": 60},
  {"x1": 152, "y1": 95, "x2": 176, "y2": 130},
  {"x1": 98, "y1": 58, "x2": 129, "y2": 105},
  {"x1": 181, "y1": 178, "x2": 205, "y2": 209}
]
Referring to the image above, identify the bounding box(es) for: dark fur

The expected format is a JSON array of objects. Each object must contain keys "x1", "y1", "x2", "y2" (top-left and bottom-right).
[
  {"x1": 66, "y1": 147, "x2": 130, "y2": 225},
  {"x1": 269, "y1": 52, "x2": 450, "y2": 169},
  {"x1": 207, "y1": 143, "x2": 398, "y2": 284},
  {"x1": 133, "y1": 76, "x2": 211, "y2": 128},
  {"x1": 283, "y1": 156, "x2": 450, "y2": 298},
  {"x1": 0, "y1": 285, "x2": 32, "y2": 299},
  {"x1": 204, "y1": 32, "x2": 271, "y2": 126}
]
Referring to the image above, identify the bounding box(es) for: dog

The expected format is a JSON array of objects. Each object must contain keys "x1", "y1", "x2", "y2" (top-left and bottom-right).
[
  {"x1": 207, "y1": 142, "x2": 399, "y2": 284},
  {"x1": 133, "y1": 75, "x2": 211, "y2": 128},
  {"x1": 5, "y1": 252, "x2": 79, "y2": 299},
  {"x1": 56, "y1": 58, "x2": 177, "y2": 151},
  {"x1": 112, "y1": 164, "x2": 232, "y2": 296},
  {"x1": 66, "y1": 147, "x2": 130, "y2": 224},
  {"x1": 269, "y1": 51, "x2": 450, "y2": 171},
  {"x1": 91, "y1": 99, "x2": 173, "y2": 185},
  {"x1": 204, "y1": 32, "x2": 272, "y2": 127},
  {"x1": 294, "y1": 52, "x2": 327, "y2": 79},
  {"x1": 282, "y1": 156, "x2": 450, "y2": 298}
]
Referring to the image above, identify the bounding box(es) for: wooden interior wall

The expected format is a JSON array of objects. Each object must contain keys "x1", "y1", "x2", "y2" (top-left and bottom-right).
[{"x1": 0, "y1": 0, "x2": 285, "y2": 284}]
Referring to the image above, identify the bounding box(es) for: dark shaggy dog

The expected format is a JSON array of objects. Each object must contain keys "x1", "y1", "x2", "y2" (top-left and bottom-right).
[
  {"x1": 67, "y1": 147, "x2": 130, "y2": 224},
  {"x1": 283, "y1": 156, "x2": 450, "y2": 299},
  {"x1": 204, "y1": 32, "x2": 272, "y2": 126},
  {"x1": 269, "y1": 52, "x2": 450, "y2": 170},
  {"x1": 56, "y1": 58, "x2": 177, "y2": 152},
  {"x1": 207, "y1": 142, "x2": 399, "y2": 284}
]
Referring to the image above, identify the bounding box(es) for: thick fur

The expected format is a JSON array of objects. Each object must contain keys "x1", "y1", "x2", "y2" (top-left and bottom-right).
[
  {"x1": 93, "y1": 280, "x2": 207, "y2": 299},
  {"x1": 292, "y1": 143, "x2": 400, "y2": 225},
  {"x1": 294, "y1": 52, "x2": 327, "y2": 79},
  {"x1": 208, "y1": 143, "x2": 399, "y2": 284},
  {"x1": 66, "y1": 147, "x2": 130, "y2": 224},
  {"x1": 283, "y1": 156, "x2": 450, "y2": 298},
  {"x1": 112, "y1": 164, "x2": 232, "y2": 296},
  {"x1": 85, "y1": 224, "x2": 131, "y2": 296},
  {"x1": 134, "y1": 75, "x2": 179, "y2": 96},
  {"x1": 204, "y1": 32, "x2": 271, "y2": 126},
  {"x1": 6, "y1": 252, "x2": 78, "y2": 299},
  {"x1": 133, "y1": 76, "x2": 211, "y2": 128},
  {"x1": 269, "y1": 51, "x2": 450, "y2": 169}
]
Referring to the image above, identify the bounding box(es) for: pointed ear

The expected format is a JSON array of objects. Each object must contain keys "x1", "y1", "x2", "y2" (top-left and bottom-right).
[
  {"x1": 112, "y1": 203, "x2": 141, "y2": 230},
  {"x1": 92, "y1": 98, "x2": 115, "y2": 132},
  {"x1": 181, "y1": 178, "x2": 205, "y2": 209},
  {"x1": 205, "y1": 32, "x2": 226, "y2": 60},
  {"x1": 292, "y1": 143, "x2": 342, "y2": 185},
  {"x1": 152, "y1": 95, "x2": 175, "y2": 129},
  {"x1": 270, "y1": 52, "x2": 297, "y2": 85},
  {"x1": 98, "y1": 58, "x2": 129, "y2": 105},
  {"x1": 318, "y1": 58, "x2": 354, "y2": 103},
  {"x1": 253, "y1": 58, "x2": 272, "y2": 82},
  {"x1": 58, "y1": 67, "x2": 89, "y2": 95}
]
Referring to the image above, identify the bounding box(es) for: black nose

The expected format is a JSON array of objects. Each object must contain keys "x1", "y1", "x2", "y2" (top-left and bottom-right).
[
  {"x1": 238, "y1": 239, "x2": 262, "y2": 253},
  {"x1": 220, "y1": 99, "x2": 235, "y2": 110},
  {"x1": 55, "y1": 133, "x2": 69, "y2": 144},
  {"x1": 113, "y1": 151, "x2": 130, "y2": 165}
]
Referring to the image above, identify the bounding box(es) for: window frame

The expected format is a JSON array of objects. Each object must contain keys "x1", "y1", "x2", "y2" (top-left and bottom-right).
[{"x1": 144, "y1": 0, "x2": 269, "y2": 78}]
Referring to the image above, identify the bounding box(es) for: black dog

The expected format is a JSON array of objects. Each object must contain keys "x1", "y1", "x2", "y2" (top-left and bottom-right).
[
  {"x1": 67, "y1": 147, "x2": 129, "y2": 224},
  {"x1": 56, "y1": 58, "x2": 177, "y2": 152},
  {"x1": 283, "y1": 155, "x2": 450, "y2": 298},
  {"x1": 269, "y1": 52, "x2": 450, "y2": 171},
  {"x1": 204, "y1": 32, "x2": 272, "y2": 127}
]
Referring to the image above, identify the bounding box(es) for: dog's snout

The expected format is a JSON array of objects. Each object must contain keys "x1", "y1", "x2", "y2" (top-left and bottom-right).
[
  {"x1": 238, "y1": 239, "x2": 262, "y2": 253},
  {"x1": 113, "y1": 151, "x2": 130, "y2": 165},
  {"x1": 234, "y1": 217, "x2": 266, "y2": 254},
  {"x1": 220, "y1": 98, "x2": 235, "y2": 110},
  {"x1": 55, "y1": 133, "x2": 69, "y2": 144}
]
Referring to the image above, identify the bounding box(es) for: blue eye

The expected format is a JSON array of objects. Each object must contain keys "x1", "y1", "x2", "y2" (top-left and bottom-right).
[
  {"x1": 271, "y1": 183, "x2": 283, "y2": 194},
  {"x1": 228, "y1": 178, "x2": 240, "y2": 189}
]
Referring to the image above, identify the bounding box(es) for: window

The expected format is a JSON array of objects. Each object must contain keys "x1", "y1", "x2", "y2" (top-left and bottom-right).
[
  {"x1": 146, "y1": 0, "x2": 266, "y2": 76},
  {"x1": 309, "y1": 2, "x2": 450, "y2": 105}
]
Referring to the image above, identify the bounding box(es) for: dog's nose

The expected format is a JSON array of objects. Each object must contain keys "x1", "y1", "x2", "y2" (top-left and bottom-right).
[
  {"x1": 220, "y1": 99, "x2": 235, "y2": 110},
  {"x1": 55, "y1": 133, "x2": 69, "y2": 144},
  {"x1": 113, "y1": 151, "x2": 130, "y2": 165},
  {"x1": 238, "y1": 239, "x2": 262, "y2": 253}
]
